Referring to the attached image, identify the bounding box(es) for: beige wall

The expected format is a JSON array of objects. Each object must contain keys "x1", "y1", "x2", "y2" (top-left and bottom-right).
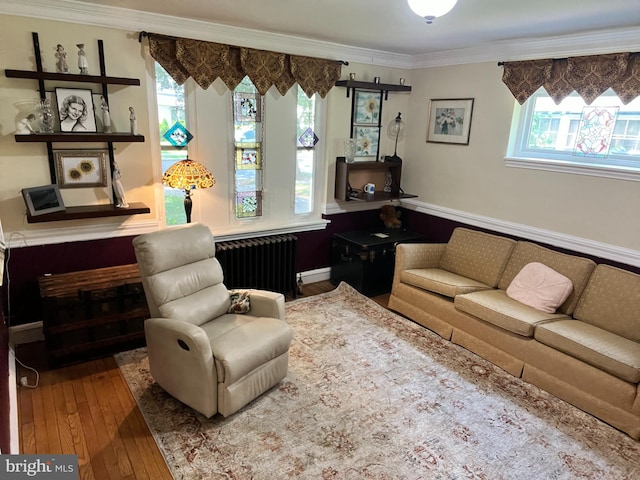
[
  {"x1": 403, "y1": 62, "x2": 640, "y2": 251},
  {"x1": 0, "y1": 14, "x2": 411, "y2": 238}
]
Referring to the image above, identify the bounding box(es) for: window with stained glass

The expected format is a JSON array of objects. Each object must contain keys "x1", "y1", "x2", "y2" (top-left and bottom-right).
[{"x1": 233, "y1": 78, "x2": 263, "y2": 218}]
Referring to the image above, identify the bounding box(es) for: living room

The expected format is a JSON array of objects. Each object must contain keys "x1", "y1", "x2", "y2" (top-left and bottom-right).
[{"x1": 1, "y1": 0, "x2": 639, "y2": 475}]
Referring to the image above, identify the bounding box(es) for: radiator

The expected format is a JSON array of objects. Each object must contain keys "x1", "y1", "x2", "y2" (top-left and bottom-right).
[{"x1": 215, "y1": 234, "x2": 297, "y2": 297}]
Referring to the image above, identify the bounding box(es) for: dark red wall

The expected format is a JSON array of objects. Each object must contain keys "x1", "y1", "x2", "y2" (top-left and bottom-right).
[{"x1": 1, "y1": 281, "x2": 10, "y2": 454}]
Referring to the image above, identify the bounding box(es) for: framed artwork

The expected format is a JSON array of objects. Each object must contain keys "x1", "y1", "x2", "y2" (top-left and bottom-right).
[
  {"x1": 21, "y1": 184, "x2": 65, "y2": 216},
  {"x1": 354, "y1": 90, "x2": 382, "y2": 125},
  {"x1": 54, "y1": 150, "x2": 108, "y2": 188},
  {"x1": 55, "y1": 87, "x2": 97, "y2": 132},
  {"x1": 427, "y1": 98, "x2": 474, "y2": 145},
  {"x1": 354, "y1": 126, "x2": 380, "y2": 160}
]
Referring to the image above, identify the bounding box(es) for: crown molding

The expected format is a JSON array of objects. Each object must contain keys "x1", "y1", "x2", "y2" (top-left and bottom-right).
[
  {"x1": 411, "y1": 26, "x2": 640, "y2": 68},
  {"x1": 0, "y1": 0, "x2": 413, "y2": 69}
]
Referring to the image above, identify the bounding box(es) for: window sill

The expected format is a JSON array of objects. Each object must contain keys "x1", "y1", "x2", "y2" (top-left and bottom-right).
[{"x1": 505, "y1": 156, "x2": 640, "y2": 182}]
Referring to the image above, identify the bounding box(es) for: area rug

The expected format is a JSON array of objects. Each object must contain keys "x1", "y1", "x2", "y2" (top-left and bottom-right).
[{"x1": 115, "y1": 282, "x2": 640, "y2": 479}]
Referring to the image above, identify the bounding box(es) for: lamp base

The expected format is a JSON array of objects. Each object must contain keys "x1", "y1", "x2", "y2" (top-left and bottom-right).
[{"x1": 184, "y1": 189, "x2": 193, "y2": 223}]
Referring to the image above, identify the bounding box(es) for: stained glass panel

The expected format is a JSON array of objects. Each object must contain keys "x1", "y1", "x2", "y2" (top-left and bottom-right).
[
  {"x1": 234, "y1": 92, "x2": 261, "y2": 122},
  {"x1": 235, "y1": 142, "x2": 263, "y2": 170},
  {"x1": 573, "y1": 106, "x2": 619, "y2": 158},
  {"x1": 163, "y1": 121, "x2": 193, "y2": 148},
  {"x1": 236, "y1": 191, "x2": 263, "y2": 218},
  {"x1": 298, "y1": 126, "x2": 319, "y2": 147}
]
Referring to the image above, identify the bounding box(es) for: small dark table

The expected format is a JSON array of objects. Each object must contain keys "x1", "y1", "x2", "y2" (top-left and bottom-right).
[{"x1": 330, "y1": 228, "x2": 423, "y2": 296}]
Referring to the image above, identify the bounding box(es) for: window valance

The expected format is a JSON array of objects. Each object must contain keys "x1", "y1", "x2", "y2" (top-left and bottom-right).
[
  {"x1": 141, "y1": 32, "x2": 343, "y2": 98},
  {"x1": 500, "y1": 52, "x2": 640, "y2": 105}
]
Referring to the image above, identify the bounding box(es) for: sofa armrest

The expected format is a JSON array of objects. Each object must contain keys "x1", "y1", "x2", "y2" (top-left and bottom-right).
[
  {"x1": 395, "y1": 243, "x2": 446, "y2": 271},
  {"x1": 248, "y1": 289, "x2": 286, "y2": 320}
]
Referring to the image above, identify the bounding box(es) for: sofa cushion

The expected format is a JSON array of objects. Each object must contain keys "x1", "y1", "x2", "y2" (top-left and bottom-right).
[
  {"x1": 506, "y1": 262, "x2": 573, "y2": 313},
  {"x1": 573, "y1": 264, "x2": 640, "y2": 342},
  {"x1": 439, "y1": 228, "x2": 516, "y2": 287},
  {"x1": 455, "y1": 289, "x2": 569, "y2": 337},
  {"x1": 497, "y1": 242, "x2": 596, "y2": 315},
  {"x1": 401, "y1": 268, "x2": 493, "y2": 298},
  {"x1": 535, "y1": 319, "x2": 640, "y2": 383}
]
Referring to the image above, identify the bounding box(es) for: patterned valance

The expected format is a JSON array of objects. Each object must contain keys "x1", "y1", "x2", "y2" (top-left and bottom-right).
[
  {"x1": 144, "y1": 33, "x2": 342, "y2": 98},
  {"x1": 501, "y1": 53, "x2": 640, "y2": 105}
]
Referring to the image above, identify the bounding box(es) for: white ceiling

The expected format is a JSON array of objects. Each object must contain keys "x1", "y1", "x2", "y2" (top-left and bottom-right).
[{"x1": 49, "y1": 0, "x2": 640, "y2": 56}]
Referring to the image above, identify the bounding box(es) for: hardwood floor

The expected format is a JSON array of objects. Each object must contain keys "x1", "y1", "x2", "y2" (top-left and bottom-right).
[{"x1": 16, "y1": 281, "x2": 386, "y2": 479}]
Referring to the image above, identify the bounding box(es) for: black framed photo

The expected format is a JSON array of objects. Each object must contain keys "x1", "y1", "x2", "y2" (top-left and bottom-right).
[
  {"x1": 21, "y1": 185, "x2": 65, "y2": 216},
  {"x1": 55, "y1": 87, "x2": 97, "y2": 132},
  {"x1": 427, "y1": 98, "x2": 474, "y2": 145}
]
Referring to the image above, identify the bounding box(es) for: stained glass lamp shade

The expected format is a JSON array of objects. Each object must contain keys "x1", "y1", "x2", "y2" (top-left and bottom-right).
[{"x1": 162, "y1": 159, "x2": 215, "y2": 223}]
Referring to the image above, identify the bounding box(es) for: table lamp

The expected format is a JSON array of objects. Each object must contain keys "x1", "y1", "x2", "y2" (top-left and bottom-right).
[{"x1": 162, "y1": 158, "x2": 215, "y2": 223}]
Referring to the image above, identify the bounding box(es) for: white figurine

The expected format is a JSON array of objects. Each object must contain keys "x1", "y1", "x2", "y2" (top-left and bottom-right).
[
  {"x1": 112, "y1": 162, "x2": 128, "y2": 208},
  {"x1": 77, "y1": 43, "x2": 88, "y2": 74},
  {"x1": 55, "y1": 44, "x2": 68, "y2": 73},
  {"x1": 129, "y1": 106, "x2": 137, "y2": 135},
  {"x1": 16, "y1": 114, "x2": 37, "y2": 135},
  {"x1": 100, "y1": 96, "x2": 112, "y2": 133}
]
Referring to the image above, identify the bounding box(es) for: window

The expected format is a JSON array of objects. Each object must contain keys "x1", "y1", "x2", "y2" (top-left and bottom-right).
[
  {"x1": 295, "y1": 87, "x2": 318, "y2": 214},
  {"x1": 508, "y1": 88, "x2": 640, "y2": 180},
  {"x1": 233, "y1": 78, "x2": 263, "y2": 218},
  {"x1": 155, "y1": 63, "x2": 187, "y2": 225}
]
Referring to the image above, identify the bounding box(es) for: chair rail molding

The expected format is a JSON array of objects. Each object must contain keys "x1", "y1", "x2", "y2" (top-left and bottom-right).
[{"x1": 400, "y1": 198, "x2": 640, "y2": 268}]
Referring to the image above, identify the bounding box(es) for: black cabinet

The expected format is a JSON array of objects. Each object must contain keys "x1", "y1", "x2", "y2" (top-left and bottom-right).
[{"x1": 330, "y1": 228, "x2": 423, "y2": 296}]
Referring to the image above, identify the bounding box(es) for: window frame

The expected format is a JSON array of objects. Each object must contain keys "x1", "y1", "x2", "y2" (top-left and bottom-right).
[{"x1": 506, "y1": 88, "x2": 640, "y2": 182}]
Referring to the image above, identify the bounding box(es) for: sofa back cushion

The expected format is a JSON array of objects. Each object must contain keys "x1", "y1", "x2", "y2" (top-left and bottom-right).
[
  {"x1": 498, "y1": 241, "x2": 595, "y2": 315},
  {"x1": 439, "y1": 228, "x2": 516, "y2": 287},
  {"x1": 573, "y1": 264, "x2": 640, "y2": 342}
]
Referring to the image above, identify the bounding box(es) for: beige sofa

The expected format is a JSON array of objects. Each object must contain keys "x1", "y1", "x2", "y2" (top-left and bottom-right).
[{"x1": 389, "y1": 227, "x2": 640, "y2": 439}]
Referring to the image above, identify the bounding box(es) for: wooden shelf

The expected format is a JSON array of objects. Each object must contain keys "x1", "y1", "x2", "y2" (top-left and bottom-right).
[
  {"x1": 26, "y1": 202, "x2": 150, "y2": 223},
  {"x1": 335, "y1": 79, "x2": 411, "y2": 92},
  {"x1": 5, "y1": 69, "x2": 140, "y2": 86},
  {"x1": 15, "y1": 133, "x2": 145, "y2": 142},
  {"x1": 335, "y1": 157, "x2": 417, "y2": 202}
]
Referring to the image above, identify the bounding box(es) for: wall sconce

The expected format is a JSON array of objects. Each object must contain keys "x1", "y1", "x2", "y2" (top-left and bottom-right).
[
  {"x1": 408, "y1": 0, "x2": 458, "y2": 24},
  {"x1": 162, "y1": 158, "x2": 215, "y2": 223}
]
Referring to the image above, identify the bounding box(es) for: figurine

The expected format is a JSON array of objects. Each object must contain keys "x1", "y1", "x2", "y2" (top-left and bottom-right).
[
  {"x1": 112, "y1": 162, "x2": 128, "y2": 208},
  {"x1": 129, "y1": 106, "x2": 137, "y2": 135},
  {"x1": 55, "y1": 44, "x2": 68, "y2": 73},
  {"x1": 16, "y1": 114, "x2": 37, "y2": 135},
  {"x1": 39, "y1": 98, "x2": 55, "y2": 133},
  {"x1": 77, "y1": 43, "x2": 88, "y2": 74},
  {"x1": 100, "y1": 96, "x2": 112, "y2": 133}
]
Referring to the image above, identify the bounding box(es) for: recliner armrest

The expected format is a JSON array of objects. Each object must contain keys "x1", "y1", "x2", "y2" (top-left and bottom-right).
[
  {"x1": 247, "y1": 289, "x2": 286, "y2": 320},
  {"x1": 145, "y1": 317, "x2": 213, "y2": 359}
]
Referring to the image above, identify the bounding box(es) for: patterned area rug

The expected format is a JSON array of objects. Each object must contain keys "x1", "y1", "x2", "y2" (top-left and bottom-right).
[{"x1": 115, "y1": 282, "x2": 640, "y2": 479}]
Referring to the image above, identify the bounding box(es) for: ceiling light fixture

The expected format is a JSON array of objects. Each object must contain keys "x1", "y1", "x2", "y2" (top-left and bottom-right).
[{"x1": 407, "y1": 0, "x2": 458, "y2": 24}]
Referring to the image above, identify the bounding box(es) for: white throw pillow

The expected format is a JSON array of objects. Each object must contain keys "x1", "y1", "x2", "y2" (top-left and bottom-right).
[{"x1": 506, "y1": 262, "x2": 573, "y2": 313}]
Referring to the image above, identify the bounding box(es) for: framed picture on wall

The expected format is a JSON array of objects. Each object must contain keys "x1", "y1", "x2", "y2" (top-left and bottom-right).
[
  {"x1": 427, "y1": 98, "x2": 474, "y2": 145},
  {"x1": 55, "y1": 87, "x2": 97, "y2": 133},
  {"x1": 54, "y1": 150, "x2": 108, "y2": 188},
  {"x1": 353, "y1": 90, "x2": 382, "y2": 125},
  {"x1": 354, "y1": 126, "x2": 380, "y2": 160}
]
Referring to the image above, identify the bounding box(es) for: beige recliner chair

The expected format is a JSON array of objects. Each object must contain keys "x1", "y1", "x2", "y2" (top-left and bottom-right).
[{"x1": 132, "y1": 223, "x2": 293, "y2": 418}]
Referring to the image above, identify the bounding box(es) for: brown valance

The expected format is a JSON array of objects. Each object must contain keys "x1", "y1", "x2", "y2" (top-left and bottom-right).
[
  {"x1": 144, "y1": 33, "x2": 342, "y2": 98},
  {"x1": 501, "y1": 52, "x2": 640, "y2": 105}
]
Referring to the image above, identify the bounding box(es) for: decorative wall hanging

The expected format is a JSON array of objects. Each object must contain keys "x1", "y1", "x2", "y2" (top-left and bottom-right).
[
  {"x1": 573, "y1": 107, "x2": 619, "y2": 158},
  {"x1": 55, "y1": 87, "x2": 97, "y2": 133},
  {"x1": 54, "y1": 150, "x2": 108, "y2": 188},
  {"x1": 235, "y1": 143, "x2": 263, "y2": 169},
  {"x1": 298, "y1": 127, "x2": 319, "y2": 147},
  {"x1": 163, "y1": 122, "x2": 193, "y2": 147},
  {"x1": 426, "y1": 98, "x2": 474, "y2": 145}
]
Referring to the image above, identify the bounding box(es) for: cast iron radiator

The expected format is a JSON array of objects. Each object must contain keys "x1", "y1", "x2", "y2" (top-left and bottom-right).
[{"x1": 215, "y1": 234, "x2": 297, "y2": 297}]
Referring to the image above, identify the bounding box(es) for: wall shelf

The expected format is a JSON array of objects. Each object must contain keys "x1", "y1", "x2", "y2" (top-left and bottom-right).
[
  {"x1": 5, "y1": 69, "x2": 140, "y2": 86},
  {"x1": 15, "y1": 133, "x2": 144, "y2": 143},
  {"x1": 26, "y1": 202, "x2": 150, "y2": 223},
  {"x1": 335, "y1": 79, "x2": 412, "y2": 99},
  {"x1": 335, "y1": 157, "x2": 417, "y2": 202}
]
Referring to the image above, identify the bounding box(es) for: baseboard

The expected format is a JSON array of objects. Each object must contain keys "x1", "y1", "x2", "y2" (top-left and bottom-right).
[
  {"x1": 9, "y1": 322, "x2": 44, "y2": 346},
  {"x1": 299, "y1": 267, "x2": 330, "y2": 285}
]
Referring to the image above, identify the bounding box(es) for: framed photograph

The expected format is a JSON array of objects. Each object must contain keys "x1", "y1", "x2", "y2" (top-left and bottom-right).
[
  {"x1": 427, "y1": 98, "x2": 474, "y2": 145},
  {"x1": 55, "y1": 87, "x2": 97, "y2": 132},
  {"x1": 354, "y1": 90, "x2": 382, "y2": 125},
  {"x1": 54, "y1": 150, "x2": 108, "y2": 188},
  {"x1": 354, "y1": 126, "x2": 380, "y2": 160},
  {"x1": 21, "y1": 185, "x2": 65, "y2": 216}
]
